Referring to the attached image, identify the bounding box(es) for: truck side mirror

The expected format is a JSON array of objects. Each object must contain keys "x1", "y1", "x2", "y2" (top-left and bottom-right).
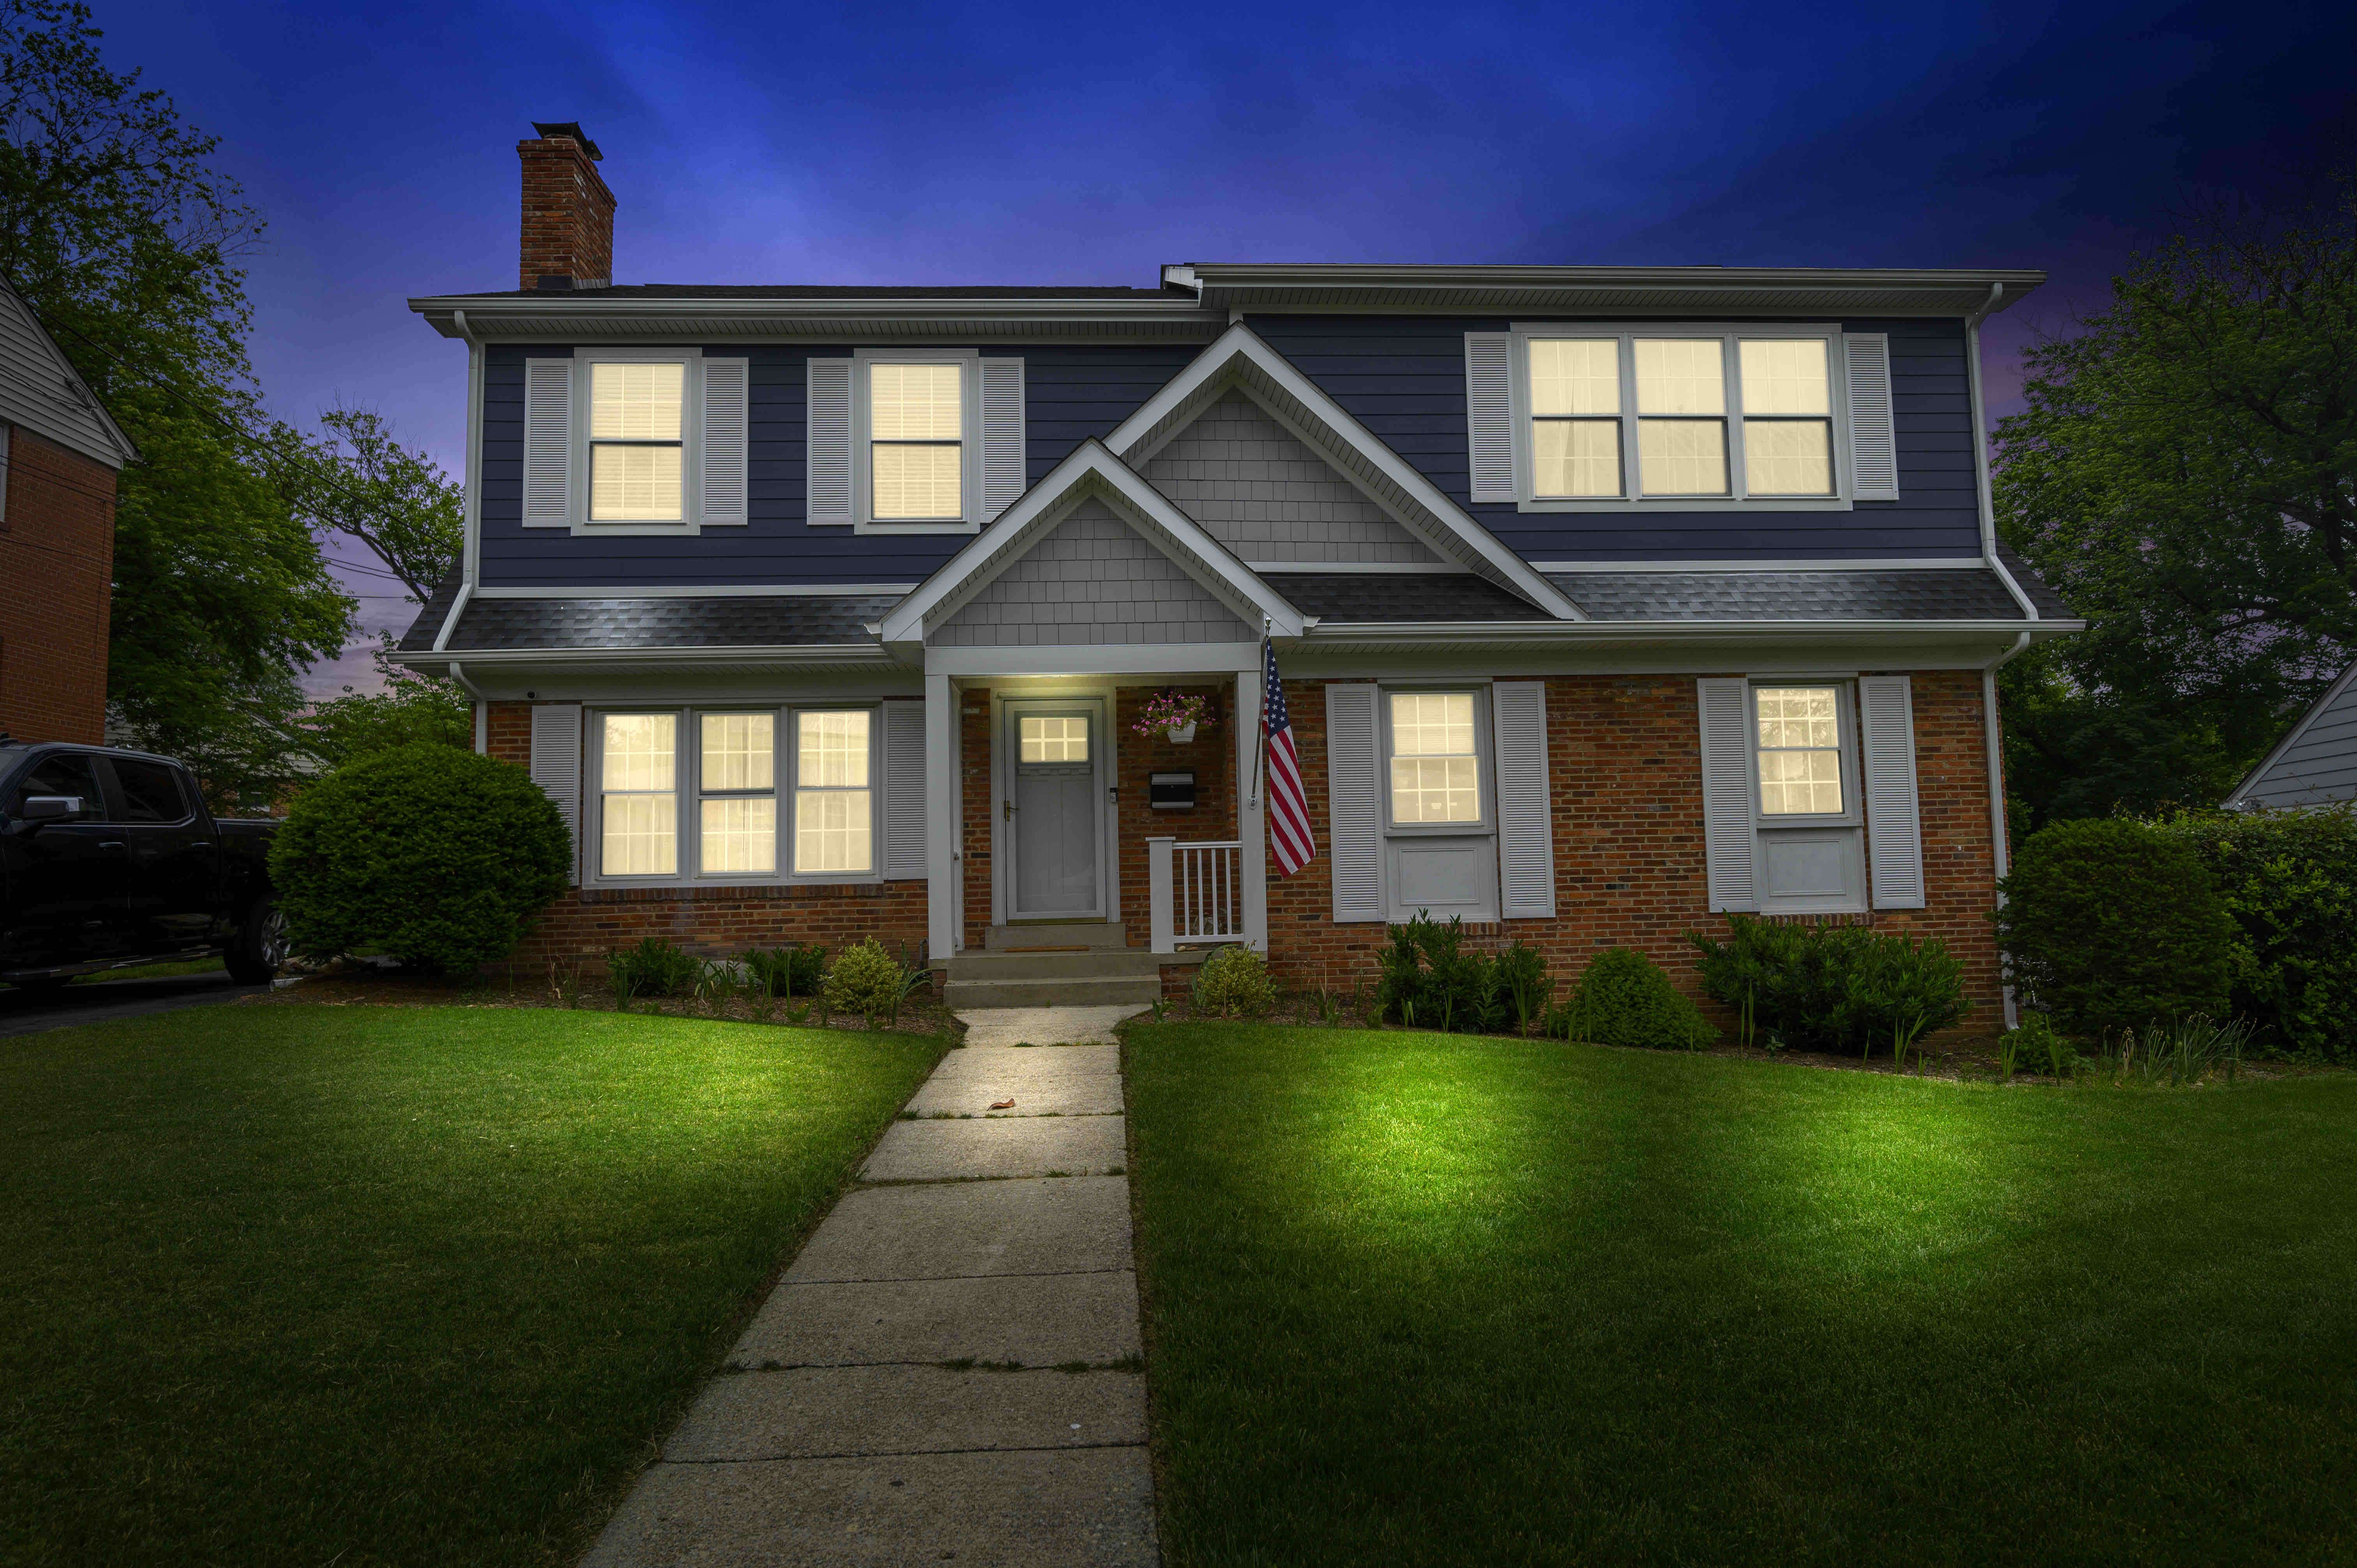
[{"x1": 15, "y1": 795, "x2": 88, "y2": 825}]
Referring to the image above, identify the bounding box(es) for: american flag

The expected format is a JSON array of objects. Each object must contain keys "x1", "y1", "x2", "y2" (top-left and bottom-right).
[{"x1": 1261, "y1": 638, "x2": 1315, "y2": 875}]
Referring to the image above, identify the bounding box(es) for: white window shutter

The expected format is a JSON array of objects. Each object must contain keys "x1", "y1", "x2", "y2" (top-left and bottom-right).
[
  {"x1": 1464, "y1": 332, "x2": 1515, "y2": 503},
  {"x1": 980, "y1": 357, "x2": 1026, "y2": 521},
  {"x1": 882, "y1": 700, "x2": 926, "y2": 880},
  {"x1": 528, "y1": 703, "x2": 584, "y2": 886},
  {"x1": 806, "y1": 357, "x2": 853, "y2": 526},
  {"x1": 1843, "y1": 332, "x2": 1899, "y2": 501},
  {"x1": 700, "y1": 358, "x2": 749, "y2": 526},
  {"x1": 1325, "y1": 683, "x2": 1384, "y2": 922},
  {"x1": 1491, "y1": 681, "x2": 1556, "y2": 919},
  {"x1": 1696, "y1": 678, "x2": 1757, "y2": 913},
  {"x1": 1859, "y1": 675, "x2": 1927, "y2": 908},
  {"x1": 522, "y1": 359, "x2": 573, "y2": 525}
]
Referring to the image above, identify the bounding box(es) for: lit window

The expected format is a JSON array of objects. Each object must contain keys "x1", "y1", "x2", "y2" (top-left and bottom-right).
[
  {"x1": 601, "y1": 713, "x2": 677, "y2": 874},
  {"x1": 589, "y1": 363, "x2": 685, "y2": 521},
  {"x1": 794, "y1": 711, "x2": 873, "y2": 874},
  {"x1": 1739, "y1": 340, "x2": 1834, "y2": 496},
  {"x1": 1019, "y1": 716, "x2": 1089, "y2": 764},
  {"x1": 699, "y1": 713, "x2": 776, "y2": 875},
  {"x1": 870, "y1": 364, "x2": 963, "y2": 520},
  {"x1": 1633, "y1": 339, "x2": 1728, "y2": 496},
  {"x1": 1388, "y1": 692, "x2": 1482, "y2": 824},
  {"x1": 1755, "y1": 687, "x2": 1845, "y2": 815},
  {"x1": 1529, "y1": 339, "x2": 1622, "y2": 498}
]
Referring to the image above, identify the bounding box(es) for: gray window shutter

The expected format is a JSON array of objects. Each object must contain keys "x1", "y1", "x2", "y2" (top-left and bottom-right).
[
  {"x1": 1843, "y1": 332, "x2": 1899, "y2": 501},
  {"x1": 1325, "y1": 683, "x2": 1384, "y2": 922},
  {"x1": 528, "y1": 703, "x2": 583, "y2": 885},
  {"x1": 980, "y1": 357, "x2": 1026, "y2": 521},
  {"x1": 700, "y1": 358, "x2": 749, "y2": 526},
  {"x1": 1859, "y1": 675, "x2": 1926, "y2": 908},
  {"x1": 522, "y1": 359, "x2": 573, "y2": 525},
  {"x1": 882, "y1": 699, "x2": 926, "y2": 880},
  {"x1": 1492, "y1": 680, "x2": 1555, "y2": 918},
  {"x1": 806, "y1": 357, "x2": 853, "y2": 526},
  {"x1": 1696, "y1": 678, "x2": 1757, "y2": 913},
  {"x1": 1465, "y1": 332, "x2": 1515, "y2": 503},
  {"x1": 0, "y1": 422, "x2": 11, "y2": 525}
]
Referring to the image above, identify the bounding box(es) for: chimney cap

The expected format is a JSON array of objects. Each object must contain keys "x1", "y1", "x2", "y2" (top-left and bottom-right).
[{"x1": 529, "y1": 121, "x2": 601, "y2": 160}]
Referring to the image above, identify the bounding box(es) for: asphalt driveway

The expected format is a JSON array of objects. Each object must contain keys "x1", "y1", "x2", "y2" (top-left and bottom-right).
[{"x1": 0, "y1": 972, "x2": 269, "y2": 1037}]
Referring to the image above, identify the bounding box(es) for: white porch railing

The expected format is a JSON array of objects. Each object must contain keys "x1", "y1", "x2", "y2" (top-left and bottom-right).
[{"x1": 1147, "y1": 837, "x2": 1245, "y2": 954}]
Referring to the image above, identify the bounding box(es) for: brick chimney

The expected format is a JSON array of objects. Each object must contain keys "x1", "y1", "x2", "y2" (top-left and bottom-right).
[{"x1": 517, "y1": 121, "x2": 615, "y2": 291}]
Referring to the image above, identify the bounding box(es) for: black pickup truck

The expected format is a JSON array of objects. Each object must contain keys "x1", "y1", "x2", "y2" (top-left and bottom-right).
[{"x1": 0, "y1": 738, "x2": 285, "y2": 990}]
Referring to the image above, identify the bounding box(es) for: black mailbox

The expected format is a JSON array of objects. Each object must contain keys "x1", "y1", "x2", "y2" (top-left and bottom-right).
[{"x1": 1149, "y1": 771, "x2": 1196, "y2": 811}]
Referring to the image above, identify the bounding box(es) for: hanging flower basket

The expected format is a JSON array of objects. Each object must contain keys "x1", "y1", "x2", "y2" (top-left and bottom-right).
[{"x1": 1134, "y1": 690, "x2": 1214, "y2": 745}]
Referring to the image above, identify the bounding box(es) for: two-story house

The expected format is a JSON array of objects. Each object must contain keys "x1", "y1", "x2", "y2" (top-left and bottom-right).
[{"x1": 394, "y1": 123, "x2": 2075, "y2": 1019}]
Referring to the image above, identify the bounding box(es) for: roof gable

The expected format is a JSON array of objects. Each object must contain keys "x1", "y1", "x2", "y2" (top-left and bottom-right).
[
  {"x1": 0, "y1": 281, "x2": 136, "y2": 470},
  {"x1": 1103, "y1": 324, "x2": 1580, "y2": 619}
]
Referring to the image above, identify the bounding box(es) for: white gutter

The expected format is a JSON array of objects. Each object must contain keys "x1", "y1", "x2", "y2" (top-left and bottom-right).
[
  {"x1": 1965, "y1": 283, "x2": 2039, "y2": 623},
  {"x1": 1302, "y1": 616, "x2": 2079, "y2": 645},
  {"x1": 429, "y1": 310, "x2": 483, "y2": 653}
]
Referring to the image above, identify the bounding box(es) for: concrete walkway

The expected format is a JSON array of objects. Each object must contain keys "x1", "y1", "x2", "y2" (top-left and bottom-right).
[{"x1": 585, "y1": 1005, "x2": 1157, "y2": 1567}]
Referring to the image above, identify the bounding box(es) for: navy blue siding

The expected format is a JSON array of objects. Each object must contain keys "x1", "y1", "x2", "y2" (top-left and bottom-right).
[
  {"x1": 1245, "y1": 314, "x2": 1985, "y2": 562},
  {"x1": 475, "y1": 343, "x2": 1197, "y2": 589}
]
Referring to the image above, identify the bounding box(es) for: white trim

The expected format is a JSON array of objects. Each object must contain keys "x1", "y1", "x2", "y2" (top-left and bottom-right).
[
  {"x1": 2222, "y1": 657, "x2": 2357, "y2": 809},
  {"x1": 998, "y1": 696, "x2": 1112, "y2": 922},
  {"x1": 1247, "y1": 562, "x2": 1470, "y2": 575},
  {"x1": 925, "y1": 675, "x2": 959, "y2": 956},
  {"x1": 566, "y1": 347, "x2": 709, "y2": 537},
  {"x1": 1505, "y1": 322, "x2": 1855, "y2": 513},
  {"x1": 927, "y1": 641, "x2": 1265, "y2": 677},
  {"x1": 879, "y1": 438, "x2": 1304, "y2": 643},
  {"x1": 471, "y1": 583, "x2": 918, "y2": 599},
  {"x1": 1534, "y1": 557, "x2": 1991, "y2": 572},
  {"x1": 1964, "y1": 284, "x2": 2038, "y2": 622},
  {"x1": 459, "y1": 335, "x2": 482, "y2": 594},
  {"x1": 430, "y1": 582, "x2": 472, "y2": 652},
  {"x1": 853, "y1": 347, "x2": 982, "y2": 536},
  {"x1": 1100, "y1": 323, "x2": 1583, "y2": 621}
]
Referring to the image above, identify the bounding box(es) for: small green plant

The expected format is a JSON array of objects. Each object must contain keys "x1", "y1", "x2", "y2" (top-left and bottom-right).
[
  {"x1": 2110, "y1": 1014, "x2": 2252, "y2": 1087},
  {"x1": 695, "y1": 959, "x2": 741, "y2": 1016},
  {"x1": 742, "y1": 945, "x2": 827, "y2": 1000},
  {"x1": 1373, "y1": 914, "x2": 1505, "y2": 1033},
  {"x1": 1496, "y1": 943, "x2": 1552, "y2": 1035},
  {"x1": 1194, "y1": 944, "x2": 1277, "y2": 1018},
  {"x1": 608, "y1": 936, "x2": 703, "y2": 1006},
  {"x1": 823, "y1": 939, "x2": 908, "y2": 1028},
  {"x1": 1688, "y1": 917, "x2": 1970, "y2": 1061},
  {"x1": 887, "y1": 942, "x2": 934, "y2": 1028},
  {"x1": 547, "y1": 960, "x2": 584, "y2": 1010},
  {"x1": 1996, "y1": 1029, "x2": 2019, "y2": 1082},
  {"x1": 1548, "y1": 948, "x2": 1714, "y2": 1051},
  {"x1": 2003, "y1": 1011, "x2": 2075, "y2": 1079}
]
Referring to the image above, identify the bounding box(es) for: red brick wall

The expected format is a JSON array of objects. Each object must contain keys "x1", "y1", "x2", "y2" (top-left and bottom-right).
[
  {"x1": 0, "y1": 426, "x2": 116, "y2": 744},
  {"x1": 1260, "y1": 671, "x2": 2006, "y2": 1030},
  {"x1": 517, "y1": 133, "x2": 616, "y2": 289},
  {"x1": 961, "y1": 686, "x2": 993, "y2": 946},
  {"x1": 1115, "y1": 683, "x2": 1235, "y2": 946}
]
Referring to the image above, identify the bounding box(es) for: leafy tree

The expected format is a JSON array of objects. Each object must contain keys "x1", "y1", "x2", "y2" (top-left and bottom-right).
[
  {"x1": 1994, "y1": 182, "x2": 2357, "y2": 827},
  {"x1": 302, "y1": 646, "x2": 471, "y2": 771},
  {"x1": 284, "y1": 405, "x2": 461, "y2": 601},
  {"x1": 1, "y1": 0, "x2": 351, "y2": 800}
]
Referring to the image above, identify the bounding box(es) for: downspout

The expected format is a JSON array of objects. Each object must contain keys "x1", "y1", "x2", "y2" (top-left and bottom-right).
[
  {"x1": 1984, "y1": 629, "x2": 2030, "y2": 1029},
  {"x1": 1965, "y1": 284, "x2": 2039, "y2": 623},
  {"x1": 433, "y1": 309, "x2": 484, "y2": 653},
  {"x1": 446, "y1": 660, "x2": 489, "y2": 755}
]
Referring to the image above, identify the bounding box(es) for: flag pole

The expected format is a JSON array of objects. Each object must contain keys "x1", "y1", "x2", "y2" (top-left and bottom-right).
[{"x1": 1250, "y1": 615, "x2": 1269, "y2": 809}]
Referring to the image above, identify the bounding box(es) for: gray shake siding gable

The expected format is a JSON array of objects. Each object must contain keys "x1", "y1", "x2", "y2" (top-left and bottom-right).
[
  {"x1": 1141, "y1": 389, "x2": 1438, "y2": 564},
  {"x1": 933, "y1": 500, "x2": 1252, "y2": 647}
]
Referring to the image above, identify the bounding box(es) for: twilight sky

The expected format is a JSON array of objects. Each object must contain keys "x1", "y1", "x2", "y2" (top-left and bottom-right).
[{"x1": 78, "y1": 0, "x2": 2357, "y2": 693}]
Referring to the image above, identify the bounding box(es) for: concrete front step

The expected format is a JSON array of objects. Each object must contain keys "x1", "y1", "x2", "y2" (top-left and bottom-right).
[
  {"x1": 943, "y1": 974, "x2": 1163, "y2": 1010},
  {"x1": 948, "y1": 949, "x2": 1161, "y2": 982},
  {"x1": 985, "y1": 922, "x2": 1129, "y2": 951}
]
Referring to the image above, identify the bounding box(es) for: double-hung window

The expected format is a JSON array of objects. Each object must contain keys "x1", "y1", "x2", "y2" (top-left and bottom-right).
[
  {"x1": 854, "y1": 351, "x2": 977, "y2": 529},
  {"x1": 1743, "y1": 681, "x2": 1868, "y2": 913},
  {"x1": 594, "y1": 707, "x2": 876, "y2": 882},
  {"x1": 588, "y1": 361, "x2": 687, "y2": 522},
  {"x1": 1386, "y1": 692, "x2": 1485, "y2": 827},
  {"x1": 1514, "y1": 326, "x2": 1850, "y2": 507},
  {"x1": 1753, "y1": 686, "x2": 1848, "y2": 818}
]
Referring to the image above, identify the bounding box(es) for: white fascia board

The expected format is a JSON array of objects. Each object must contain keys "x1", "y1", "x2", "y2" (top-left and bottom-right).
[
  {"x1": 878, "y1": 438, "x2": 1303, "y2": 643},
  {"x1": 2222, "y1": 656, "x2": 2357, "y2": 807},
  {"x1": 470, "y1": 583, "x2": 919, "y2": 599},
  {"x1": 1102, "y1": 323, "x2": 1584, "y2": 622},
  {"x1": 1535, "y1": 558, "x2": 1991, "y2": 573},
  {"x1": 1301, "y1": 617, "x2": 2080, "y2": 648},
  {"x1": 1184, "y1": 263, "x2": 2048, "y2": 317},
  {"x1": 407, "y1": 293, "x2": 1223, "y2": 342}
]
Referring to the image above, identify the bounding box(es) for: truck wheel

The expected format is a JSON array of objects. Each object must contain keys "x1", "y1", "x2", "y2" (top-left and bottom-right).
[{"x1": 225, "y1": 901, "x2": 289, "y2": 985}]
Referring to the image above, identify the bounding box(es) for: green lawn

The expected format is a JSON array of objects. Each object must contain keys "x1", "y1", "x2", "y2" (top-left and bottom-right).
[
  {"x1": 1125, "y1": 1024, "x2": 2357, "y2": 1566},
  {"x1": 0, "y1": 1003, "x2": 941, "y2": 1568}
]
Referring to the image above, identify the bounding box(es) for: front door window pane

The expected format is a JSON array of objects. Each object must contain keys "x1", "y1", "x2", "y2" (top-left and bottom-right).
[
  {"x1": 1756, "y1": 687, "x2": 1845, "y2": 815},
  {"x1": 1389, "y1": 692, "x2": 1482, "y2": 824},
  {"x1": 1019, "y1": 716, "x2": 1090, "y2": 763},
  {"x1": 601, "y1": 713, "x2": 677, "y2": 874}
]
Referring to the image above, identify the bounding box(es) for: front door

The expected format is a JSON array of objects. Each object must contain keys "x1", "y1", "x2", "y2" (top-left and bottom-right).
[{"x1": 1005, "y1": 702, "x2": 1103, "y2": 920}]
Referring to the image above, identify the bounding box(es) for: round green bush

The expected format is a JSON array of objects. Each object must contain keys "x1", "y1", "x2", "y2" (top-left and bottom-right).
[
  {"x1": 1553, "y1": 947, "x2": 1714, "y2": 1050},
  {"x1": 1995, "y1": 818, "x2": 2234, "y2": 1038},
  {"x1": 1194, "y1": 944, "x2": 1276, "y2": 1018},
  {"x1": 824, "y1": 938, "x2": 906, "y2": 1025},
  {"x1": 271, "y1": 744, "x2": 571, "y2": 975}
]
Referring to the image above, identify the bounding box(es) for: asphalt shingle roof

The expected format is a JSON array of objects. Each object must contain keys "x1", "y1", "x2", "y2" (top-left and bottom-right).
[
  {"x1": 1262, "y1": 574, "x2": 1553, "y2": 622},
  {"x1": 1546, "y1": 568, "x2": 2030, "y2": 621},
  {"x1": 397, "y1": 583, "x2": 899, "y2": 653}
]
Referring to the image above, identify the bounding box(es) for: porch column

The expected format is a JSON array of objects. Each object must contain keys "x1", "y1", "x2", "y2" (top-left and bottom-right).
[
  {"x1": 1236, "y1": 664, "x2": 1269, "y2": 953},
  {"x1": 925, "y1": 672, "x2": 960, "y2": 959}
]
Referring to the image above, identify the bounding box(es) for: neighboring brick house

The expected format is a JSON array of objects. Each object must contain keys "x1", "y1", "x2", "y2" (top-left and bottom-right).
[
  {"x1": 0, "y1": 280, "x2": 137, "y2": 745},
  {"x1": 394, "y1": 124, "x2": 2080, "y2": 1027}
]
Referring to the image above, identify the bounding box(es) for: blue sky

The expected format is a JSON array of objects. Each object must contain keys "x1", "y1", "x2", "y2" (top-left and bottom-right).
[{"x1": 78, "y1": 0, "x2": 2357, "y2": 690}]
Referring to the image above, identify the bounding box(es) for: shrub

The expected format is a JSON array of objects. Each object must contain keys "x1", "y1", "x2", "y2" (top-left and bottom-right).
[
  {"x1": 1194, "y1": 944, "x2": 1277, "y2": 1017},
  {"x1": 1994, "y1": 818, "x2": 2234, "y2": 1037},
  {"x1": 1373, "y1": 915, "x2": 1504, "y2": 1033},
  {"x1": 1494, "y1": 943, "x2": 1554, "y2": 1034},
  {"x1": 271, "y1": 744, "x2": 569, "y2": 975},
  {"x1": 606, "y1": 937, "x2": 703, "y2": 1003},
  {"x1": 742, "y1": 945, "x2": 827, "y2": 999},
  {"x1": 2152, "y1": 806, "x2": 2357, "y2": 1060},
  {"x1": 2004, "y1": 1010, "x2": 2076, "y2": 1079},
  {"x1": 1688, "y1": 917, "x2": 1970, "y2": 1060},
  {"x1": 1550, "y1": 947, "x2": 1713, "y2": 1050},
  {"x1": 824, "y1": 938, "x2": 908, "y2": 1028}
]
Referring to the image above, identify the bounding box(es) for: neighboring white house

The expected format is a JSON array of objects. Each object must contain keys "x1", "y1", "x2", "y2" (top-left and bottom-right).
[{"x1": 2224, "y1": 659, "x2": 2357, "y2": 810}]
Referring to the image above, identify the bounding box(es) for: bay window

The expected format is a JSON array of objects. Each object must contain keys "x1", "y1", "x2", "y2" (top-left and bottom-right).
[{"x1": 594, "y1": 706, "x2": 875, "y2": 882}]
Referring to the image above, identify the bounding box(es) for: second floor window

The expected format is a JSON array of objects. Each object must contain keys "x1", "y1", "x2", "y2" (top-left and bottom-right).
[
  {"x1": 589, "y1": 362, "x2": 685, "y2": 521},
  {"x1": 870, "y1": 363, "x2": 963, "y2": 521}
]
